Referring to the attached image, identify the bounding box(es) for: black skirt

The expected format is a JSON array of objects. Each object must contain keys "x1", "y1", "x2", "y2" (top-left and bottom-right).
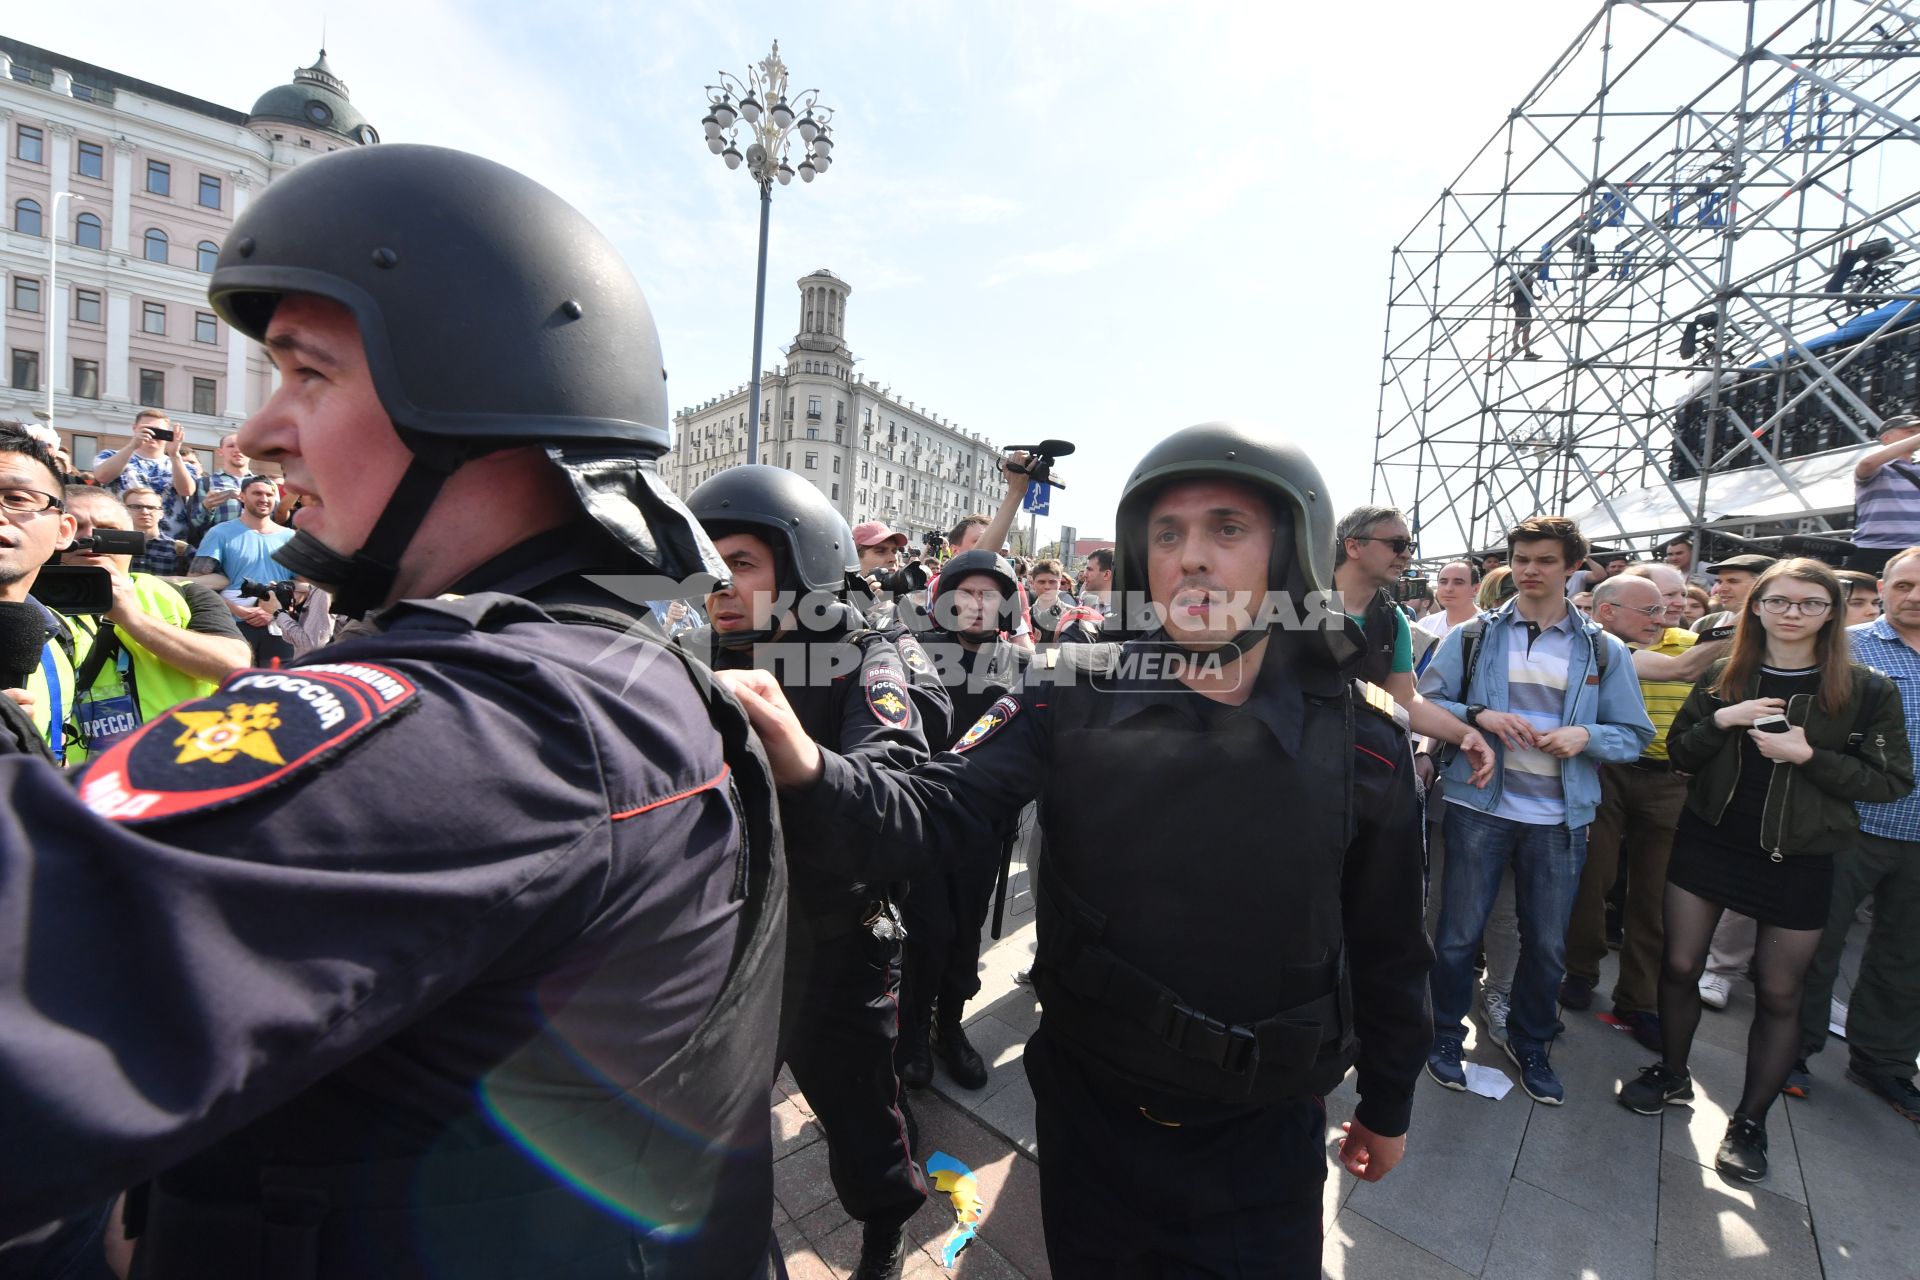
[{"x1": 1669, "y1": 809, "x2": 1834, "y2": 931}]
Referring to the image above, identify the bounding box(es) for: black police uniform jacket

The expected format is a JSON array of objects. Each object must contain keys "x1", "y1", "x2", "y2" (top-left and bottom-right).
[
  {"x1": 0, "y1": 540, "x2": 786, "y2": 1280},
  {"x1": 787, "y1": 632, "x2": 1434, "y2": 1137},
  {"x1": 696, "y1": 601, "x2": 946, "y2": 947}
]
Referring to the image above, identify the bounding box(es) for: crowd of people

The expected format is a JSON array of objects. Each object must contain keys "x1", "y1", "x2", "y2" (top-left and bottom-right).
[{"x1": 0, "y1": 140, "x2": 1914, "y2": 1280}]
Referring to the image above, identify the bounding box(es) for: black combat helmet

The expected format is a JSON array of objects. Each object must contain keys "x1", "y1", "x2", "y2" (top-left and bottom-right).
[
  {"x1": 929, "y1": 548, "x2": 1019, "y2": 636},
  {"x1": 687, "y1": 465, "x2": 858, "y2": 595},
  {"x1": 207, "y1": 143, "x2": 720, "y2": 614},
  {"x1": 1112, "y1": 422, "x2": 1349, "y2": 661}
]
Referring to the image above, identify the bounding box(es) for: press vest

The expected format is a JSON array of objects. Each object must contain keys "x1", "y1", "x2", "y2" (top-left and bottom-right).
[{"x1": 70, "y1": 575, "x2": 216, "y2": 757}]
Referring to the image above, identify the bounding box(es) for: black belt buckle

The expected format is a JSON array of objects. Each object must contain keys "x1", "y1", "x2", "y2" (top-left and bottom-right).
[{"x1": 1165, "y1": 1002, "x2": 1259, "y2": 1075}]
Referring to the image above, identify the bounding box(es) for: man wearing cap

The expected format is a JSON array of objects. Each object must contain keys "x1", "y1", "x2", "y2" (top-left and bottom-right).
[
  {"x1": 853, "y1": 520, "x2": 909, "y2": 576},
  {"x1": 1850, "y1": 414, "x2": 1920, "y2": 573},
  {"x1": 1692, "y1": 552, "x2": 1776, "y2": 636}
]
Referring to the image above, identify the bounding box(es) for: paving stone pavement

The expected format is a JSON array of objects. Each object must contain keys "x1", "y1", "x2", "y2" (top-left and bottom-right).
[{"x1": 775, "y1": 826, "x2": 1920, "y2": 1277}]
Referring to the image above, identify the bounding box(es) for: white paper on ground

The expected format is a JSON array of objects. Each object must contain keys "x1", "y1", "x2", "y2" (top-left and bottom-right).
[{"x1": 1462, "y1": 1063, "x2": 1514, "y2": 1100}]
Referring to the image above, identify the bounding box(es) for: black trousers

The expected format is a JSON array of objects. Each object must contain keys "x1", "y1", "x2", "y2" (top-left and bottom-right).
[
  {"x1": 783, "y1": 930, "x2": 927, "y2": 1228},
  {"x1": 1024, "y1": 1021, "x2": 1327, "y2": 1278},
  {"x1": 897, "y1": 834, "x2": 1006, "y2": 1047}
]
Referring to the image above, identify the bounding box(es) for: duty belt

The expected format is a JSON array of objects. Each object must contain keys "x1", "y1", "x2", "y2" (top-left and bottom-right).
[{"x1": 1035, "y1": 857, "x2": 1347, "y2": 1080}]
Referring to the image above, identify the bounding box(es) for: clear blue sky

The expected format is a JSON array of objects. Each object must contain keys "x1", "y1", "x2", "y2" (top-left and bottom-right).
[{"x1": 17, "y1": 0, "x2": 1556, "y2": 547}]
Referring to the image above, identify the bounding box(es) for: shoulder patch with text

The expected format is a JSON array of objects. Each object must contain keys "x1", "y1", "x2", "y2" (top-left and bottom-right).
[
  {"x1": 78, "y1": 664, "x2": 419, "y2": 824},
  {"x1": 895, "y1": 633, "x2": 936, "y2": 679},
  {"x1": 955, "y1": 694, "x2": 1022, "y2": 753},
  {"x1": 865, "y1": 663, "x2": 913, "y2": 729}
]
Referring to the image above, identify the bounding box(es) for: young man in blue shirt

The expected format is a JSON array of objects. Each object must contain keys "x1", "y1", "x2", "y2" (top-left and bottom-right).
[
  {"x1": 1418, "y1": 515, "x2": 1654, "y2": 1104},
  {"x1": 190, "y1": 475, "x2": 296, "y2": 663}
]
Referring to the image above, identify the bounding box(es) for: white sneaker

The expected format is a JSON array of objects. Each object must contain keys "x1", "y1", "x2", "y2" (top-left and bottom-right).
[
  {"x1": 1483, "y1": 989, "x2": 1511, "y2": 1046},
  {"x1": 1698, "y1": 973, "x2": 1732, "y2": 1010}
]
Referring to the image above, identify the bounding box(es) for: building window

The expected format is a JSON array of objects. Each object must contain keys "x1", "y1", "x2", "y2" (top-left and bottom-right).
[
  {"x1": 71, "y1": 433, "x2": 98, "y2": 463},
  {"x1": 831, "y1": 483, "x2": 840, "y2": 500},
  {"x1": 17, "y1": 125, "x2": 45, "y2": 163},
  {"x1": 194, "y1": 311, "x2": 218, "y2": 344},
  {"x1": 785, "y1": 451, "x2": 792, "y2": 468},
  {"x1": 806, "y1": 427, "x2": 818, "y2": 440},
  {"x1": 144, "y1": 229, "x2": 168, "y2": 264},
  {"x1": 11, "y1": 277, "x2": 40, "y2": 314},
  {"x1": 75, "y1": 212, "x2": 102, "y2": 249},
  {"x1": 805, "y1": 452, "x2": 818, "y2": 469},
  {"x1": 832, "y1": 456, "x2": 841, "y2": 474},
  {"x1": 808, "y1": 396, "x2": 822, "y2": 418},
  {"x1": 196, "y1": 240, "x2": 219, "y2": 273},
  {"x1": 10, "y1": 350, "x2": 39, "y2": 392},
  {"x1": 77, "y1": 140, "x2": 104, "y2": 180},
  {"x1": 860, "y1": 461, "x2": 869, "y2": 479},
  {"x1": 73, "y1": 359, "x2": 100, "y2": 400},
  {"x1": 138, "y1": 369, "x2": 165, "y2": 408},
  {"x1": 146, "y1": 160, "x2": 171, "y2": 196},
  {"x1": 13, "y1": 199, "x2": 42, "y2": 237},
  {"x1": 74, "y1": 288, "x2": 101, "y2": 325},
  {"x1": 141, "y1": 302, "x2": 167, "y2": 335},
  {"x1": 198, "y1": 174, "x2": 222, "y2": 209},
  {"x1": 192, "y1": 377, "x2": 218, "y2": 416}
]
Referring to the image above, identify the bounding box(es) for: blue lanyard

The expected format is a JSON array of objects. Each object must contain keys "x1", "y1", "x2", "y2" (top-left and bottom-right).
[{"x1": 39, "y1": 645, "x2": 62, "y2": 758}]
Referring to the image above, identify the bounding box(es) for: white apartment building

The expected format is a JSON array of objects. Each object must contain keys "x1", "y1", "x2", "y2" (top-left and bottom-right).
[
  {"x1": 667, "y1": 270, "x2": 1009, "y2": 541},
  {"x1": 0, "y1": 38, "x2": 376, "y2": 469}
]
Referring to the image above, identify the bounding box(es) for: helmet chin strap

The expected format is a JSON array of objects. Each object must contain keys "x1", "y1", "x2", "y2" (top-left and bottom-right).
[{"x1": 273, "y1": 445, "x2": 465, "y2": 620}]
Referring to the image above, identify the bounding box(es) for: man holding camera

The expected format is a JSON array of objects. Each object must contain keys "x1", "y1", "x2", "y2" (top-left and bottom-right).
[
  {"x1": 59, "y1": 486, "x2": 250, "y2": 757},
  {"x1": 0, "y1": 429, "x2": 84, "y2": 761},
  {"x1": 89, "y1": 410, "x2": 196, "y2": 549},
  {"x1": 189, "y1": 475, "x2": 295, "y2": 664}
]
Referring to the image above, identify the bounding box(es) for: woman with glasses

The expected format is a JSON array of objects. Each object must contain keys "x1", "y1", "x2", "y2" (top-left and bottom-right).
[{"x1": 1618, "y1": 559, "x2": 1912, "y2": 1184}]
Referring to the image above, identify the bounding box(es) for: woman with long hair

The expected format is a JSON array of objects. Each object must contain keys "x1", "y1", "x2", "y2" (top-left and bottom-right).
[{"x1": 1617, "y1": 559, "x2": 1912, "y2": 1182}]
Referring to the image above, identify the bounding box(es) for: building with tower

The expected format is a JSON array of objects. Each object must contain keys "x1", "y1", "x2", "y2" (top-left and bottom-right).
[
  {"x1": 668, "y1": 269, "x2": 1010, "y2": 540},
  {"x1": 0, "y1": 38, "x2": 377, "y2": 470}
]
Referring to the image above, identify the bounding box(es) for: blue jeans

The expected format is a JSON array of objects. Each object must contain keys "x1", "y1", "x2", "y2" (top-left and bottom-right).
[{"x1": 1431, "y1": 804, "x2": 1588, "y2": 1048}]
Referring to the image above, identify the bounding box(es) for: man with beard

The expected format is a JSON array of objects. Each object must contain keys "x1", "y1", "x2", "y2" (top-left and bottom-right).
[
  {"x1": 686, "y1": 466, "x2": 945, "y2": 1280},
  {"x1": 896, "y1": 549, "x2": 1032, "y2": 1094},
  {"x1": 721, "y1": 423, "x2": 1432, "y2": 1278}
]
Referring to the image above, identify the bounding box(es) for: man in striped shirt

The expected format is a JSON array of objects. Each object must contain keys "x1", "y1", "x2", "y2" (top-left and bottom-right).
[
  {"x1": 1850, "y1": 414, "x2": 1920, "y2": 575},
  {"x1": 1419, "y1": 517, "x2": 1654, "y2": 1105}
]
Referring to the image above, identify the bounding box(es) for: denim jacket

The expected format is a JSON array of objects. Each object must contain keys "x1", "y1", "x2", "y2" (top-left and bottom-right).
[{"x1": 1416, "y1": 599, "x2": 1655, "y2": 829}]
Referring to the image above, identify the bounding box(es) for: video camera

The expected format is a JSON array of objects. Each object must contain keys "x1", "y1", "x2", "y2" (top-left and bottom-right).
[
  {"x1": 1393, "y1": 575, "x2": 1433, "y2": 604},
  {"x1": 36, "y1": 529, "x2": 152, "y2": 615},
  {"x1": 241, "y1": 578, "x2": 301, "y2": 611},
  {"x1": 1001, "y1": 439, "x2": 1074, "y2": 490}
]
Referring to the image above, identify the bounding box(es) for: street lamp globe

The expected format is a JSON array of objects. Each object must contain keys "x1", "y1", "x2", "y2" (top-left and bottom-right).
[{"x1": 700, "y1": 40, "x2": 838, "y2": 464}]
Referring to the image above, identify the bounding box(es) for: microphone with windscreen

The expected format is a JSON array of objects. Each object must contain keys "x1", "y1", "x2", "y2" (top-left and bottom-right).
[{"x1": 0, "y1": 601, "x2": 48, "y2": 691}]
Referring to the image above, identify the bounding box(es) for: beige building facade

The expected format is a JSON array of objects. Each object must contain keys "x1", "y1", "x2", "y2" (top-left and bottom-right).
[
  {"x1": 0, "y1": 38, "x2": 376, "y2": 469},
  {"x1": 668, "y1": 270, "x2": 1009, "y2": 541}
]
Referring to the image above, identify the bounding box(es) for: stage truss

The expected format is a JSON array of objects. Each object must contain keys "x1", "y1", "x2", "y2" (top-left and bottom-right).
[{"x1": 1373, "y1": 0, "x2": 1920, "y2": 557}]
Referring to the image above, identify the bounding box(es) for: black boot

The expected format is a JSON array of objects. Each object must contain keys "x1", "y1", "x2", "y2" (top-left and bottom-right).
[
  {"x1": 934, "y1": 1019, "x2": 989, "y2": 1090},
  {"x1": 852, "y1": 1222, "x2": 906, "y2": 1280},
  {"x1": 897, "y1": 1024, "x2": 934, "y2": 1090}
]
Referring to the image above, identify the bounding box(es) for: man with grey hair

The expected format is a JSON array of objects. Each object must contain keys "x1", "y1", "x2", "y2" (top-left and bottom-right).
[{"x1": 1560, "y1": 574, "x2": 1699, "y2": 1048}]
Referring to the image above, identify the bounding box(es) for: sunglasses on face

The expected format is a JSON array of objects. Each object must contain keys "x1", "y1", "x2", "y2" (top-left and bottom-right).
[{"x1": 1354, "y1": 536, "x2": 1417, "y2": 555}]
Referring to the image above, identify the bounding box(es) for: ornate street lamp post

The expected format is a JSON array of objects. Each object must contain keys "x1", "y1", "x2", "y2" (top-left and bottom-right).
[{"x1": 703, "y1": 42, "x2": 835, "y2": 465}]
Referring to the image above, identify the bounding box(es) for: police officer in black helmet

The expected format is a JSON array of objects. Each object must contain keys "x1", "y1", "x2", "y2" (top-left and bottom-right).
[
  {"x1": 895, "y1": 548, "x2": 1031, "y2": 1092},
  {"x1": 725, "y1": 423, "x2": 1433, "y2": 1278},
  {"x1": 684, "y1": 465, "x2": 950, "y2": 1280},
  {"x1": 0, "y1": 145, "x2": 786, "y2": 1279}
]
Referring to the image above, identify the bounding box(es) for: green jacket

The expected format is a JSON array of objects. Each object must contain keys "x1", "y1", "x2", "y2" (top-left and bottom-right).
[{"x1": 1667, "y1": 658, "x2": 1914, "y2": 858}]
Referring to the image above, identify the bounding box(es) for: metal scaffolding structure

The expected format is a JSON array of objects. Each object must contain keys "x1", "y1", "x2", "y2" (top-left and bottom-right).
[{"x1": 1373, "y1": 0, "x2": 1920, "y2": 559}]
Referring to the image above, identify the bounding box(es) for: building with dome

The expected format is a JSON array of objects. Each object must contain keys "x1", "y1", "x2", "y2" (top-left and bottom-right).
[
  {"x1": 0, "y1": 38, "x2": 377, "y2": 468},
  {"x1": 666, "y1": 270, "x2": 1010, "y2": 540}
]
